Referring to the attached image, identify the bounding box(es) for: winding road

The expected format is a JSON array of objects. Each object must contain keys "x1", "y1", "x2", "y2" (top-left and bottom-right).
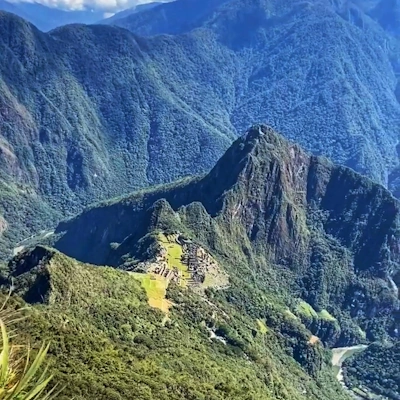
[{"x1": 332, "y1": 345, "x2": 368, "y2": 382}]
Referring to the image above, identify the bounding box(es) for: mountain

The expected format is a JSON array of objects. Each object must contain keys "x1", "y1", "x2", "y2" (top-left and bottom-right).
[
  {"x1": 1, "y1": 243, "x2": 351, "y2": 400},
  {"x1": 2, "y1": 0, "x2": 400, "y2": 260},
  {"x1": 8, "y1": 125, "x2": 400, "y2": 398},
  {"x1": 44, "y1": 125, "x2": 400, "y2": 348},
  {"x1": 0, "y1": 11, "x2": 236, "y2": 258},
  {"x1": 101, "y1": 1, "x2": 167, "y2": 25},
  {"x1": 108, "y1": 0, "x2": 231, "y2": 35},
  {"x1": 0, "y1": 0, "x2": 105, "y2": 31},
  {"x1": 113, "y1": 0, "x2": 400, "y2": 192}
]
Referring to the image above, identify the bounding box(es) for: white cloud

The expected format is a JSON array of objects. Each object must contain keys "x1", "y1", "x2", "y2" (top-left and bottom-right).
[{"x1": 8, "y1": 0, "x2": 169, "y2": 12}]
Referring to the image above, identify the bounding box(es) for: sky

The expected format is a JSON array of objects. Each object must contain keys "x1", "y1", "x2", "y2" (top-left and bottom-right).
[{"x1": 8, "y1": 0, "x2": 168, "y2": 12}]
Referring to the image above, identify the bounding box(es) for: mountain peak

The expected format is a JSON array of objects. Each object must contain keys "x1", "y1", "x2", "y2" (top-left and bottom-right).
[{"x1": 243, "y1": 124, "x2": 283, "y2": 146}]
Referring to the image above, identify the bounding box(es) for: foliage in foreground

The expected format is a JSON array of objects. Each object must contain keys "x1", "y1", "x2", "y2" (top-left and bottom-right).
[
  {"x1": 2, "y1": 247, "x2": 351, "y2": 400},
  {"x1": 0, "y1": 300, "x2": 59, "y2": 400}
]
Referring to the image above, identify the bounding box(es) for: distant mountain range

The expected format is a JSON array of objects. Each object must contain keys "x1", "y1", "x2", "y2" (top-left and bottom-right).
[
  {"x1": 111, "y1": 0, "x2": 400, "y2": 196},
  {"x1": 2, "y1": 0, "x2": 400, "y2": 398},
  {"x1": 101, "y1": 2, "x2": 166, "y2": 25},
  {"x1": 0, "y1": 0, "x2": 167, "y2": 31},
  {"x1": 0, "y1": 0, "x2": 105, "y2": 30},
  {"x1": 1, "y1": 0, "x2": 400, "y2": 262}
]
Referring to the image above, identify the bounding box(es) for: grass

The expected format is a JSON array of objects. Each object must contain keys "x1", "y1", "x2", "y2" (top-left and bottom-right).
[
  {"x1": 256, "y1": 319, "x2": 268, "y2": 334},
  {"x1": 318, "y1": 310, "x2": 336, "y2": 322},
  {"x1": 158, "y1": 234, "x2": 190, "y2": 280},
  {"x1": 295, "y1": 301, "x2": 318, "y2": 319},
  {"x1": 284, "y1": 309, "x2": 299, "y2": 320},
  {"x1": 132, "y1": 273, "x2": 172, "y2": 313},
  {"x1": 132, "y1": 234, "x2": 189, "y2": 313}
]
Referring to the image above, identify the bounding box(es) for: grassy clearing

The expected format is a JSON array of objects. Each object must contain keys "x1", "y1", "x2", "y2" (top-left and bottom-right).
[
  {"x1": 284, "y1": 309, "x2": 299, "y2": 320},
  {"x1": 132, "y1": 273, "x2": 172, "y2": 313},
  {"x1": 158, "y1": 234, "x2": 189, "y2": 280},
  {"x1": 256, "y1": 319, "x2": 268, "y2": 334},
  {"x1": 318, "y1": 309, "x2": 336, "y2": 322},
  {"x1": 296, "y1": 301, "x2": 318, "y2": 319}
]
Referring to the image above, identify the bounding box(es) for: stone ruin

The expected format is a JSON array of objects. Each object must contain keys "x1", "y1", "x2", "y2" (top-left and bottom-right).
[{"x1": 142, "y1": 234, "x2": 222, "y2": 288}]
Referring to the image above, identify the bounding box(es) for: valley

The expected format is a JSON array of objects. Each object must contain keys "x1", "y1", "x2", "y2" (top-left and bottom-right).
[
  {"x1": 0, "y1": 0, "x2": 400, "y2": 399},
  {"x1": 1, "y1": 0, "x2": 400, "y2": 262}
]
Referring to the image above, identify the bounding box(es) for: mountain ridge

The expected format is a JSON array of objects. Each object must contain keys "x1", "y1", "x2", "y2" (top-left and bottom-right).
[
  {"x1": 48, "y1": 125, "x2": 400, "y2": 347},
  {"x1": 0, "y1": 11, "x2": 237, "y2": 257},
  {"x1": 113, "y1": 0, "x2": 400, "y2": 187},
  {"x1": 1, "y1": 1, "x2": 400, "y2": 259},
  {"x1": 0, "y1": 0, "x2": 106, "y2": 31}
]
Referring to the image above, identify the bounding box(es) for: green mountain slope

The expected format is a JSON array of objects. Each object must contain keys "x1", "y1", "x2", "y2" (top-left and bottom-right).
[
  {"x1": 0, "y1": 12, "x2": 236, "y2": 257},
  {"x1": 343, "y1": 342, "x2": 400, "y2": 399},
  {"x1": 114, "y1": 0, "x2": 400, "y2": 193},
  {"x1": 2, "y1": 0, "x2": 400, "y2": 260},
  {"x1": 49, "y1": 125, "x2": 400, "y2": 346},
  {"x1": 3, "y1": 245, "x2": 351, "y2": 400}
]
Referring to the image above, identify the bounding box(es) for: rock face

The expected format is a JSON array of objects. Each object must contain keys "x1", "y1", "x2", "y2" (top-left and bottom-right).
[{"x1": 52, "y1": 125, "x2": 400, "y2": 345}]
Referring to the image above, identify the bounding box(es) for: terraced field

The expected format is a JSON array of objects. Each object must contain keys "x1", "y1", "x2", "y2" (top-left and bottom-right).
[{"x1": 131, "y1": 272, "x2": 172, "y2": 313}]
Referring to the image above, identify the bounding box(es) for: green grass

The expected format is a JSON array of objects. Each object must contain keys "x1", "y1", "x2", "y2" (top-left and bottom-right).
[
  {"x1": 158, "y1": 234, "x2": 190, "y2": 279},
  {"x1": 318, "y1": 310, "x2": 336, "y2": 322},
  {"x1": 132, "y1": 272, "x2": 171, "y2": 313},
  {"x1": 295, "y1": 301, "x2": 318, "y2": 319},
  {"x1": 256, "y1": 319, "x2": 268, "y2": 334},
  {"x1": 284, "y1": 309, "x2": 299, "y2": 320}
]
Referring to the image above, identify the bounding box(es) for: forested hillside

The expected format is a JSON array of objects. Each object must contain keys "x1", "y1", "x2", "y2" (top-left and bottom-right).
[
  {"x1": 1, "y1": 0, "x2": 400, "y2": 261},
  {"x1": 48, "y1": 125, "x2": 400, "y2": 347},
  {"x1": 6, "y1": 125, "x2": 400, "y2": 398},
  {"x1": 3, "y1": 1, "x2": 400, "y2": 399},
  {"x1": 0, "y1": 244, "x2": 353, "y2": 400},
  {"x1": 0, "y1": 12, "x2": 236, "y2": 257},
  {"x1": 114, "y1": 0, "x2": 400, "y2": 193},
  {"x1": 343, "y1": 342, "x2": 400, "y2": 399}
]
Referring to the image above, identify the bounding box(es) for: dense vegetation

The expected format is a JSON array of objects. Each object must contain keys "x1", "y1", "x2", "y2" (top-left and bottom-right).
[
  {"x1": 343, "y1": 342, "x2": 400, "y2": 399},
  {"x1": 4, "y1": 126, "x2": 400, "y2": 399},
  {"x1": 1, "y1": 1, "x2": 400, "y2": 397},
  {"x1": 113, "y1": 0, "x2": 400, "y2": 190},
  {"x1": 0, "y1": 11, "x2": 236, "y2": 257},
  {"x1": 2, "y1": 246, "x2": 351, "y2": 400},
  {"x1": 50, "y1": 126, "x2": 400, "y2": 348},
  {"x1": 2, "y1": 0, "x2": 400, "y2": 260}
]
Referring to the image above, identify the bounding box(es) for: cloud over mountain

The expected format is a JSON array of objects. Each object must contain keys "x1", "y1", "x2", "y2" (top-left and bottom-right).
[{"x1": 7, "y1": 0, "x2": 164, "y2": 11}]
